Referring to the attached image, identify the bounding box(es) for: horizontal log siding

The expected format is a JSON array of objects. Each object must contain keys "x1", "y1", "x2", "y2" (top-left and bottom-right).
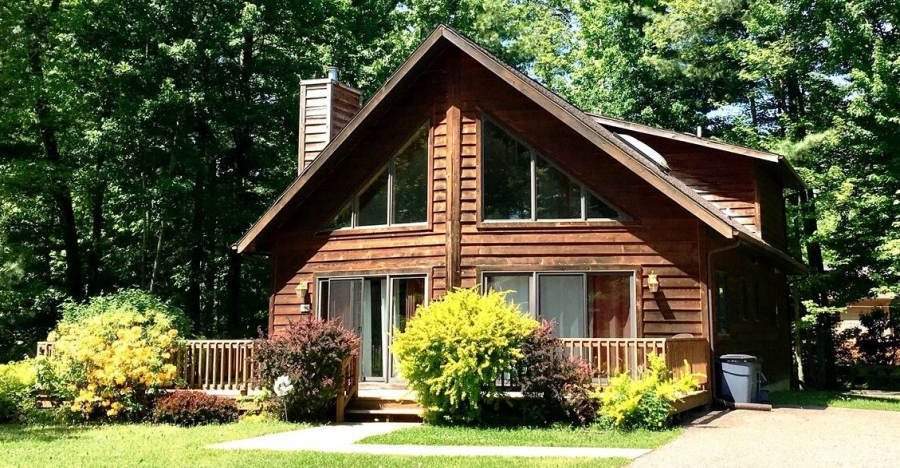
[
  {"x1": 756, "y1": 167, "x2": 788, "y2": 250},
  {"x1": 456, "y1": 54, "x2": 704, "y2": 338},
  {"x1": 664, "y1": 152, "x2": 759, "y2": 234}
]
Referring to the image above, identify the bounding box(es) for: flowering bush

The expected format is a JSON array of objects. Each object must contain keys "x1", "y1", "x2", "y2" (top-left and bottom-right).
[
  {"x1": 40, "y1": 292, "x2": 184, "y2": 421},
  {"x1": 152, "y1": 391, "x2": 239, "y2": 426},
  {"x1": 392, "y1": 287, "x2": 539, "y2": 425},
  {"x1": 253, "y1": 319, "x2": 358, "y2": 422},
  {"x1": 515, "y1": 323, "x2": 597, "y2": 426},
  {"x1": 0, "y1": 359, "x2": 38, "y2": 423},
  {"x1": 595, "y1": 354, "x2": 701, "y2": 430}
]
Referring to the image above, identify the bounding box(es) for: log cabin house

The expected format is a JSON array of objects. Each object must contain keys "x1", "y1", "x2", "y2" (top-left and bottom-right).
[{"x1": 233, "y1": 25, "x2": 807, "y2": 416}]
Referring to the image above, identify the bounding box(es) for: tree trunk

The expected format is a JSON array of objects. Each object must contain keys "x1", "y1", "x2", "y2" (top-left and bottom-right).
[{"x1": 29, "y1": 0, "x2": 84, "y2": 301}]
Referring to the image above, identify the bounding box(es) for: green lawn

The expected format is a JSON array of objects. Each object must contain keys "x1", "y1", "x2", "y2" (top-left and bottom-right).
[
  {"x1": 359, "y1": 425, "x2": 682, "y2": 449},
  {"x1": 771, "y1": 390, "x2": 900, "y2": 412},
  {"x1": 0, "y1": 422, "x2": 628, "y2": 468}
]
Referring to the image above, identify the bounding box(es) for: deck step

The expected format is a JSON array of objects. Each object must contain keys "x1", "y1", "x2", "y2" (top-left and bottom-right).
[{"x1": 344, "y1": 407, "x2": 423, "y2": 423}]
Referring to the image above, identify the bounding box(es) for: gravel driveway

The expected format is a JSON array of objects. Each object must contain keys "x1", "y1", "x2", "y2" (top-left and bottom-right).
[{"x1": 630, "y1": 407, "x2": 900, "y2": 468}]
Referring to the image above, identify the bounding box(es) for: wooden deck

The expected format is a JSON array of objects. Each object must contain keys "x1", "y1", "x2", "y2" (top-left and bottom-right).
[{"x1": 37, "y1": 336, "x2": 711, "y2": 415}]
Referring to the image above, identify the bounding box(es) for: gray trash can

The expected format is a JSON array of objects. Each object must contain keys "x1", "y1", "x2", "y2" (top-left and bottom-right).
[{"x1": 718, "y1": 354, "x2": 762, "y2": 403}]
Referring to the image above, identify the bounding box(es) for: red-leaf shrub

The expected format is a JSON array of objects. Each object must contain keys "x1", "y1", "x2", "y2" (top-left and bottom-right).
[
  {"x1": 515, "y1": 322, "x2": 597, "y2": 426},
  {"x1": 253, "y1": 319, "x2": 359, "y2": 422},
  {"x1": 152, "y1": 391, "x2": 239, "y2": 426}
]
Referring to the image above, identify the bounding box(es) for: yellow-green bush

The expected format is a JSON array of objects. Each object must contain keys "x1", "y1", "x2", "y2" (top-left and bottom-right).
[
  {"x1": 0, "y1": 359, "x2": 37, "y2": 422},
  {"x1": 391, "y1": 287, "x2": 539, "y2": 425},
  {"x1": 41, "y1": 296, "x2": 183, "y2": 421},
  {"x1": 595, "y1": 354, "x2": 701, "y2": 430}
]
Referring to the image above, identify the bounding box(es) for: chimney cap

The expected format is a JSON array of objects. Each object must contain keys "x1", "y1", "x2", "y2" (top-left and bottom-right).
[{"x1": 327, "y1": 66, "x2": 339, "y2": 82}]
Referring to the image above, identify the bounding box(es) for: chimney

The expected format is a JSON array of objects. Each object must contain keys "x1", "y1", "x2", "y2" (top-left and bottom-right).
[{"x1": 297, "y1": 67, "x2": 363, "y2": 173}]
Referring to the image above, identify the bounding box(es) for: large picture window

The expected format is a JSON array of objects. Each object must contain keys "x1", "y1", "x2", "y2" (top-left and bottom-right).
[
  {"x1": 325, "y1": 124, "x2": 429, "y2": 230},
  {"x1": 482, "y1": 118, "x2": 626, "y2": 222},
  {"x1": 483, "y1": 271, "x2": 635, "y2": 339}
]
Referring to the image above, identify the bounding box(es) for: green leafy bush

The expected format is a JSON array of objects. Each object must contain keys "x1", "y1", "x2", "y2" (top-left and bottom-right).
[
  {"x1": 392, "y1": 287, "x2": 539, "y2": 425},
  {"x1": 0, "y1": 359, "x2": 38, "y2": 423},
  {"x1": 595, "y1": 354, "x2": 701, "y2": 430},
  {"x1": 516, "y1": 323, "x2": 597, "y2": 426},
  {"x1": 60, "y1": 289, "x2": 190, "y2": 337},
  {"x1": 152, "y1": 391, "x2": 239, "y2": 426},
  {"x1": 253, "y1": 318, "x2": 358, "y2": 422},
  {"x1": 40, "y1": 292, "x2": 184, "y2": 421}
]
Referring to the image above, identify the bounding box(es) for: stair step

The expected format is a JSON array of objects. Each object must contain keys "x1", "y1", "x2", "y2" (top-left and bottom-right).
[{"x1": 346, "y1": 408, "x2": 423, "y2": 416}]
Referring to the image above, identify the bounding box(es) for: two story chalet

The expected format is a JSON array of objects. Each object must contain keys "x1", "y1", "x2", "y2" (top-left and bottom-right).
[{"x1": 237, "y1": 26, "x2": 806, "y2": 395}]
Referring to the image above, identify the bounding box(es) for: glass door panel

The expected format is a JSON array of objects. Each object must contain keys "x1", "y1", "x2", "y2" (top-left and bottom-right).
[
  {"x1": 390, "y1": 277, "x2": 426, "y2": 381},
  {"x1": 325, "y1": 279, "x2": 362, "y2": 333},
  {"x1": 587, "y1": 274, "x2": 633, "y2": 338},
  {"x1": 362, "y1": 278, "x2": 387, "y2": 380},
  {"x1": 538, "y1": 274, "x2": 585, "y2": 338}
]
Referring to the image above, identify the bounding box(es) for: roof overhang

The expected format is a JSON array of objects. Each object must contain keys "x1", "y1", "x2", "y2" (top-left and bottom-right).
[{"x1": 236, "y1": 25, "x2": 805, "y2": 273}]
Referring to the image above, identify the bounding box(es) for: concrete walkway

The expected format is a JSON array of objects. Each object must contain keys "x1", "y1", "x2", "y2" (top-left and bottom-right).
[
  {"x1": 208, "y1": 422, "x2": 649, "y2": 459},
  {"x1": 630, "y1": 407, "x2": 900, "y2": 468}
]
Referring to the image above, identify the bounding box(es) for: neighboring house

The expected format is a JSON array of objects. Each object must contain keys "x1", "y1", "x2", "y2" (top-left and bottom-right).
[
  {"x1": 839, "y1": 295, "x2": 894, "y2": 332},
  {"x1": 237, "y1": 26, "x2": 806, "y2": 397}
]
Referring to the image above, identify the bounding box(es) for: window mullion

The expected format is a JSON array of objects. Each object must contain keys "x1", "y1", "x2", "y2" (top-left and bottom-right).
[
  {"x1": 581, "y1": 186, "x2": 587, "y2": 220},
  {"x1": 387, "y1": 157, "x2": 394, "y2": 226},
  {"x1": 530, "y1": 150, "x2": 537, "y2": 221}
]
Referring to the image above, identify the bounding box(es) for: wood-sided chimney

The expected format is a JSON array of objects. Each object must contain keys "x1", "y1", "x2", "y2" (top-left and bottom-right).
[{"x1": 297, "y1": 66, "x2": 363, "y2": 173}]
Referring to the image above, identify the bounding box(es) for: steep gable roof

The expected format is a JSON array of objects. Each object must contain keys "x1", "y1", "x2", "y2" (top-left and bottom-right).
[{"x1": 236, "y1": 25, "x2": 805, "y2": 273}]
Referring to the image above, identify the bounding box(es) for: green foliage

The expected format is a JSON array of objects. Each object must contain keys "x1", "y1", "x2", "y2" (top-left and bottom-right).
[
  {"x1": 252, "y1": 319, "x2": 358, "y2": 422},
  {"x1": 0, "y1": 359, "x2": 38, "y2": 423},
  {"x1": 40, "y1": 301, "x2": 183, "y2": 421},
  {"x1": 516, "y1": 323, "x2": 597, "y2": 426},
  {"x1": 152, "y1": 391, "x2": 239, "y2": 426},
  {"x1": 595, "y1": 354, "x2": 701, "y2": 430},
  {"x1": 60, "y1": 290, "x2": 190, "y2": 338},
  {"x1": 392, "y1": 287, "x2": 539, "y2": 425}
]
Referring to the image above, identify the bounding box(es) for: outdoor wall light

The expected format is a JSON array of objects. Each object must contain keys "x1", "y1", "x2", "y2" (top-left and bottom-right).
[
  {"x1": 647, "y1": 271, "x2": 660, "y2": 293},
  {"x1": 295, "y1": 281, "x2": 310, "y2": 302}
]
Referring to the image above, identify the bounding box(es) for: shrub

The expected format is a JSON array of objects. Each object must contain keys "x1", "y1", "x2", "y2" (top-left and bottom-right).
[
  {"x1": 595, "y1": 354, "x2": 701, "y2": 430},
  {"x1": 515, "y1": 323, "x2": 597, "y2": 426},
  {"x1": 253, "y1": 318, "x2": 358, "y2": 422},
  {"x1": 392, "y1": 287, "x2": 539, "y2": 425},
  {"x1": 60, "y1": 289, "x2": 190, "y2": 337},
  {"x1": 152, "y1": 391, "x2": 239, "y2": 426},
  {"x1": 0, "y1": 359, "x2": 38, "y2": 423},
  {"x1": 40, "y1": 292, "x2": 183, "y2": 421}
]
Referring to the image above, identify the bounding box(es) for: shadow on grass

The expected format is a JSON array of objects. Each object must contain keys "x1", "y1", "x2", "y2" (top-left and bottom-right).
[
  {"x1": 0, "y1": 424, "x2": 91, "y2": 444},
  {"x1": 771, "y1": 391, "x2": 900, "y2": 410}
]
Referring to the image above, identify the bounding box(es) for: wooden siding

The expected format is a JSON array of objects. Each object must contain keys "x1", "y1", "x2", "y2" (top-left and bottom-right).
[
  {"x1": 756, "y1": 166, "x2": 788, "y2": 250},
  {"x1": 298, "y1": 81, "x2": 362, "y2": 172},
  {"x1": 710, "y1": 235, "x2": 792, "y2": 383},
  {"x1": 269, "y1": 49, "x2": 709, "y2": 340}
]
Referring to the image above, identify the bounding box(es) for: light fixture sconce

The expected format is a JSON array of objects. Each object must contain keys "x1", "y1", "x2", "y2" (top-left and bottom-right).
[
  {"x1": 647, "y1": 271, "x2": 660, "y2": 293},
  {"x1": 295, "y1": 281, "x2": 310, "y2": 303}
]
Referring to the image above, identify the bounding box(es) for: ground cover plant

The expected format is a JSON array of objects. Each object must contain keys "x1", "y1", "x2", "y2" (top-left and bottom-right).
[
  {"x1": 152, "y1": 391, "x2": 239, "y2": 426},
  {"x1": 391, "y1": 287, "x2": 539, "y2": 425},
  {"x1": 253, "y1": 318, "x2": 358, "y2": 422},
  {"x1": 771, "y1": 390, "x2": 900, "y2": 412},
  {"x1": 0, "y1": 422, "x2": 628, "y2": 468}
]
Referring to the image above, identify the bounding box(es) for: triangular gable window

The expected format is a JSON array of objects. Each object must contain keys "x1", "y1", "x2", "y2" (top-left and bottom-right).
[
  {"x1": 324, "y1": 124, "x2": 429, "y2": 230},
  {"x1": 482, "y1": 118, "x2": 627, "y2": 222}
]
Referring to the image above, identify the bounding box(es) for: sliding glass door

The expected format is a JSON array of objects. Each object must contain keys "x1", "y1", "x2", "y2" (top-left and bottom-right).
[{"x1": 318, "y1": 275, "x2": 426, "y2": 383}]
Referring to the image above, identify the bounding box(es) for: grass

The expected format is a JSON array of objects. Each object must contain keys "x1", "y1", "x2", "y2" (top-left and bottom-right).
[
  {"x1": 771, "y1": 390, "x2": 900, "y2": 412},
  {"x1": 359, "y1": 424, "x2": 682, "y2": 449},
  {"x1": 0, "y1": 422, "x2": 629, "y2": 468}
]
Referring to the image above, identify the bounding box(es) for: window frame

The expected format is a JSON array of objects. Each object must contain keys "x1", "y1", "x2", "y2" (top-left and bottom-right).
[
  {"x1": 480, "y1": 116, "x2": 629, "y2": 224},
  {"x1": 323, "y1": 122, "x2": 431, "y2": 232},
  {"x1": 481, "y1": 270, "x2": 637, "y2": 339}
]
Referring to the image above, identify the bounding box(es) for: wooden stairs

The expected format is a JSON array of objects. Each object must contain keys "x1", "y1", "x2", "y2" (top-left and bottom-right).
[{"x1": 343, "y1": 385, "x2": 424, "y2": 422}]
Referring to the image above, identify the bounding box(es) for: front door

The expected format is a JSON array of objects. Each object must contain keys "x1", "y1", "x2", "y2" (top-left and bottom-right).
[{"x1": 319, "y1": 276, "x2": 426, "y2": 383}]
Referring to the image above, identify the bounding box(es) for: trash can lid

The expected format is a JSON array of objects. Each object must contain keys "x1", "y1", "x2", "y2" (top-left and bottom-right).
[{"x1": 719, "y1": 354, "x2": 757, "y2": 362}]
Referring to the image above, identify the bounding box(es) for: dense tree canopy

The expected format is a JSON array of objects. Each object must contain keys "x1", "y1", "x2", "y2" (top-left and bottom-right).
[{"x1": 1, "y1": 0, "x2": 897, "y2": 361}]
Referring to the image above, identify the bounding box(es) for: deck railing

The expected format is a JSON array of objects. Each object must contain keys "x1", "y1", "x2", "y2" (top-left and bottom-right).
[
  {"x1": 38, "y1": 336, "x2": 709, "y2": 393},
  {"x1": 38, "y1": 339, "x2": 259, "y2": 392},
  {"x1": 559, "y1": 336, "x2": 709, "y2": 387},
  {"x1": 335, "y1": 352, "x2": 360, "y2": 423}
]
